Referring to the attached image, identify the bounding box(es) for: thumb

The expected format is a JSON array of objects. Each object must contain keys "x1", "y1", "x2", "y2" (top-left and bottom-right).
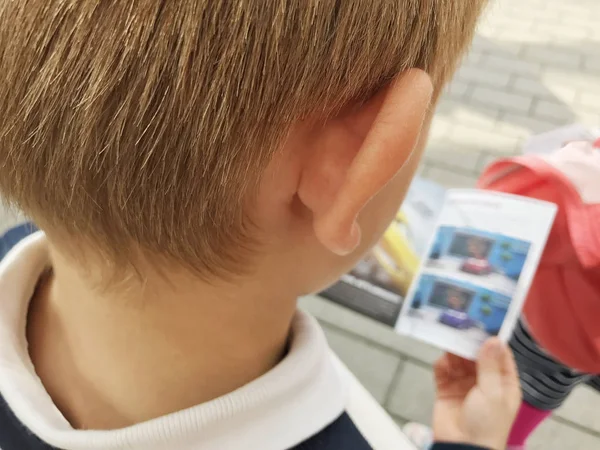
[{"x1": 476, "y1": 338, "x2": 509, "y2": 397}]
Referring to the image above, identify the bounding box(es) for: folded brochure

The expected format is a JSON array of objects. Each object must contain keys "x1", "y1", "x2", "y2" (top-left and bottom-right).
[{"x1": 396, "y1": 189, "x2": 556, "y2": 359}]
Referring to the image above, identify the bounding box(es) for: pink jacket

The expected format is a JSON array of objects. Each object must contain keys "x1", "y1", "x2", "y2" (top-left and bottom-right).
[{"x1": 478, "y1": 141, "x2": 600, "y2": 373}]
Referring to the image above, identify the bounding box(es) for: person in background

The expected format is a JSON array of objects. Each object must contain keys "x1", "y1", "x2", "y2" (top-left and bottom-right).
[{"x1": 477, "y1": 138, "x2": 600, "y2": 450}]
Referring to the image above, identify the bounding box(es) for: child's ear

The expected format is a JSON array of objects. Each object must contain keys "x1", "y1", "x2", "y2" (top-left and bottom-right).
[{"x1": 297, "y1": 69, "x2": 433, "y2": 255}]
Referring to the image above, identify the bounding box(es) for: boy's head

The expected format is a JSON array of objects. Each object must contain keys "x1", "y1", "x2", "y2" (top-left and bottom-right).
[{"x1": 0, "y1": 1, "x2": 486, "y2": 294}]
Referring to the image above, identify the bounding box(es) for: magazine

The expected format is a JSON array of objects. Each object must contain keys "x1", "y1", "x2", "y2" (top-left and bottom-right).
[{"x1": 396, "y1": 190, "x2": 556, "y2": 359}]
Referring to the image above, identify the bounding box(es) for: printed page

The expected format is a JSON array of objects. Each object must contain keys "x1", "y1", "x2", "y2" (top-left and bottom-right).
[{"x1": 396, "y1": 190, "x2": 557, "y2": 360}]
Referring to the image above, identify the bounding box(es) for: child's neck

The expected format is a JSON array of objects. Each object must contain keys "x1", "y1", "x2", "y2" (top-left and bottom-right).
[{"x1": 26, "y1": 250, "x2": 296, "y2": 430}]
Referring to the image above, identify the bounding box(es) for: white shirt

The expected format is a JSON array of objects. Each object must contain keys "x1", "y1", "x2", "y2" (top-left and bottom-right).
[{"x1": 0, "y1": 231, "x2": 413, "y2": 450}]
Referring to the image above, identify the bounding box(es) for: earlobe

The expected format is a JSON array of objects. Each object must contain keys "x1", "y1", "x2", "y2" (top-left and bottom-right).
[{"x1": 300, "y1": 69, "x2": 433, "y2": 256}]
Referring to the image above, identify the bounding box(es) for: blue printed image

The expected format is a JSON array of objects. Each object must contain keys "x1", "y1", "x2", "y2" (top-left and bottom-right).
[
  {"x1": 410, "y1": 274, "x2": 512, "y2": 337},
  {"x1": 426, "y1": 226, "x2": 531, "y2": 293}
]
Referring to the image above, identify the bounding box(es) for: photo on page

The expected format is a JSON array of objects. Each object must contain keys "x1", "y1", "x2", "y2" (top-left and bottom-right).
[
  {"x1": 424, "y1": 226, "x2": 531, "y2": 294},
  {"x1": 396, "y1": 189, "x2": 557, "y2": 360},
  {"x1": 407, "y1": 273, "x2": 512, "y2": 346}
]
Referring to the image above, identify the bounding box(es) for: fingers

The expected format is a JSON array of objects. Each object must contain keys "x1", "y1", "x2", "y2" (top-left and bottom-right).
[
  {"x1": 476, "y1": 338, "x2": 518, "y2": 398},
  {"x1": 446, "y1": 353, "x2": 475, "y2": 377},
  {"x1": 495, "y1": 339, "x2": 523, "y2": 409},
  {"x1": 500, "y1": 339, "x2": 519, "y2": 384},
  {"x1": 434, "y1": 353, "x2": 476, "y2": 391},
  {"x1": 434, "y1": 354, "x2": 452, "y2": 390}
]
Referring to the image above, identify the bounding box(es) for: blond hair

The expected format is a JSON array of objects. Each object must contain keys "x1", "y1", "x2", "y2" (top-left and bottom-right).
[{"x1": 0, "y1": 1, "x2": 486, "y2": 275}]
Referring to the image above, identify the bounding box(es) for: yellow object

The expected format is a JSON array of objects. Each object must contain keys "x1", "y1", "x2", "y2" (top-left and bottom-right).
[{"x1": 372, "y1": 211, "x2": 420, "y2": 295}]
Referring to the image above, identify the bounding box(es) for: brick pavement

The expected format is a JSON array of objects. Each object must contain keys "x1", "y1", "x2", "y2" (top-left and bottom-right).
[{"x1": 422, "y1": 0, "x2": 600, "y2": 190}]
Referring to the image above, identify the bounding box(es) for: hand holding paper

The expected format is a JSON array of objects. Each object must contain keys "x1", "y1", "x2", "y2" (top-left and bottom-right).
[{"x1": 433, "y1": 339, "x2": 521, "y2": 450}]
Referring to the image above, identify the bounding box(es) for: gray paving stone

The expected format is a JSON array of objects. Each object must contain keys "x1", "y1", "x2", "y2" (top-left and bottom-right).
[
  {"x1": 423, "y1": 142, "x2": 483, "y2": 175},
  {"x1": 392, "y1": 415, "x2": 408, "y2": 429},
  {"x1": 543, "y1": 71, "x2": 600, "y2": 96},
  {"x1": 481, "y1": 54, "x2": 542, "y2": 78},
  {"x1": 562, "y1": 14, "x2": 600, "y2": 31},
  {"x1": 575, "y1": 110, "x2": 600, "y2": 130},
  {"x1": 321, "y1": 324, "x2": 402, "y2": 404},
  {"x1": 584, "y1": 59, "x2": 600, "y2": 75},
  {"x1": 456, "y1": 65, "x2": 511, "y2": 88},
  {"x1": 528, "y1": 418, "x2": 600, "y2": 450},
  {"x1": 491, "y1": 30, "x2": 550, "y2": 44},
  {"x1": 577, "y1": 91, "x2": 600, "y2": 112},
  {"x1": 476, "y1": 152, "x2": 502, "y2": 173},
  {"x1": 387, "y1": 362, "x2": 435, "y2": 425},
  {"x1": 444, "y1": 80, "x2": 470, "y2": 101},
  {"x1": 448, "y1": 124, "x2": 520, "y2": 155},
  {"x1": 508, "y1": 7, "x2": 558, "y2": 22},
  {"x1": 415, "y1": 163, "x2": 428, "y2": 178},
  {"x1": 523, "y1": 46, "x2": 582, "y2": 68},
  {"x1": 491, "y1": 11, "x2": 536, "y2": 34},
  {"x1": 419, "y1": 163, "x2": 432, "y2": 178},
  {"x1": 575, "y1": 42, "x2": 600, "y2": 60},
  {"x1": 511, "y1": 76, "x2": 578, "y2": 104},
  {"x1": 442, "y1": 104, "x2": 499, "y2": 131},
  {"x1": 534, "y1": 23, "x2": 591, "y2": 41},
  {"x1": 423, "y1": 167, "x2": 477, "y2": 189},
  {"x1": 427, "y1": 117, "x2": 452, "y2": 141},
  {"x1": 494, "y1": 121, "x2": 537, "y2": 141},
  {"x1": 498, "y1": 112, "x2": 559, "y2": 135},
  {"x1": 469, "y1": 35, "x2": 498, "y2": 53},
  {"x1": 470, "y1": 86, "x2": 533, "y2": 114},
  {"x1": 0, "y1": 206, "x2": 25, "y2": 233},
  {"x1": 556, "y1": 385, "x2": 600, "y2": 434},
  {"x1": 532, "y1": 99, "x2": 576, "y2": 124},
  {"x1": 553, "y1": 1, "x2": 599, "y2": 18},
  {"x1": 463, "y1": 50, "x2": 484, "y2": 66}
]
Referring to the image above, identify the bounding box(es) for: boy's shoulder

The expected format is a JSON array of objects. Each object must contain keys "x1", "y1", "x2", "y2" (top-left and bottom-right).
[
  {"x1": 0, "y1": 222, "x2": 38, "y2": 261},
  {"x1": 0, "y1": 224, "x2": 412, "y2": 450}
]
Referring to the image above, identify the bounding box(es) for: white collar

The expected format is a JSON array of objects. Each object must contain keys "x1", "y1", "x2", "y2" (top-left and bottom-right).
[{"x1": 0, "y1": 232, "x2": 346, "y2": 450}]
